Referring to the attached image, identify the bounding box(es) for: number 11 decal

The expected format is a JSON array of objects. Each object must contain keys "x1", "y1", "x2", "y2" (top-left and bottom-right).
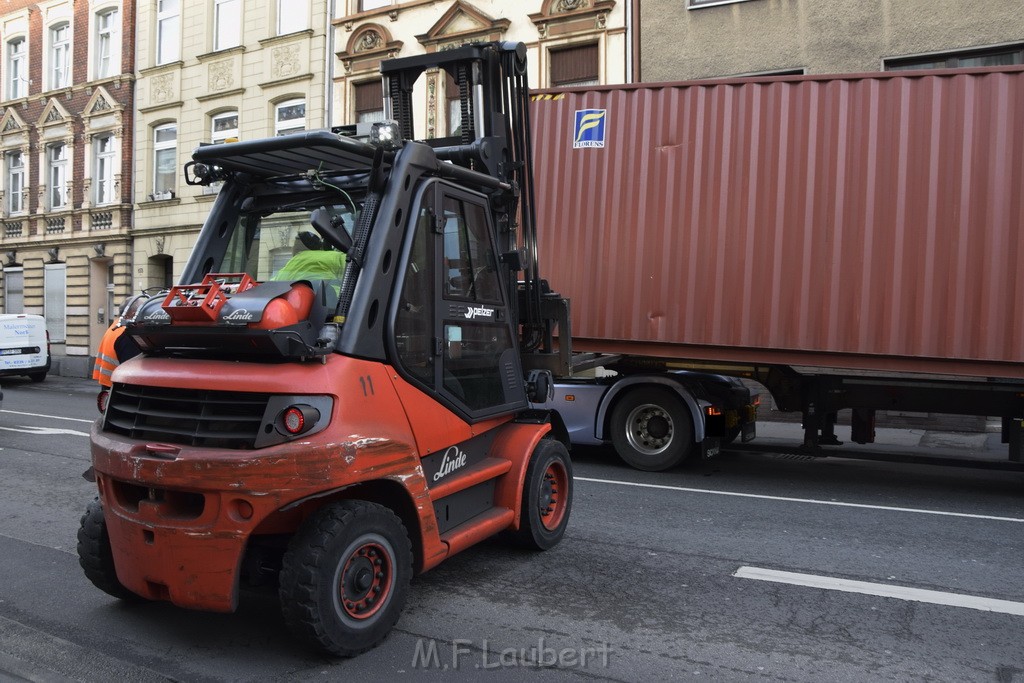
[{"x1": 359, "y1": 375, "x2": 375, "y2": 397}]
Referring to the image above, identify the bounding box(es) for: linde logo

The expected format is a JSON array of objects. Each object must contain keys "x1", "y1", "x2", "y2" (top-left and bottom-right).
[
  {"x1": 223, "y1": 309, "x2": 255, "y2": 322},
  {"x1": 147, "y1": 308, "x2": 170, "y2": 320},
  {"x1": 433, "y1": 446, "x2": 468, "y2": 482},
  {"x1": 464, "y1": 306, "x2": 494, "y2": 320}
]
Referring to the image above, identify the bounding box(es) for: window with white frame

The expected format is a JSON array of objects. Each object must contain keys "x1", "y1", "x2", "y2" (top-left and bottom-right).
[
  {"x1": 214, "y1": 0, "x2": 241, "y2": 51},
  {"x1": 6, "y1": 38, "x2": 26, "y2": 99},
  {"x1": 275, "y1": 100, "x2": 306, "y2": 136},
  {"x1": 277, "y1": 0, "x2": 308, "y2": 35},
  {"x1": 3, "y1": 267, "x2": 24, "y2": 313},
  {"x1": 49, "y1": 23, "x2": 71, "y2": 90},
  {"x1": 95, "y1": 7, "x2": 120, "y2": 79},
  {"x1": 153, "y1": 124, "x2": 177, "y2": 196},
  {"x1": 94, "y1": 134, "x2": 116, "y2": 204},
  {"x1": 211, "y1": 111, "x2": 238, "y2": 143},
  {"x1": 47, "y1": 143, "x2": 68, "y2": 210},
  {"x1": 6, "y1": 151, "x2": 24, "y2": 214},
  {"x1": 44, "y1": 263, "x2": 66, "y2": 342},
  {"x1": 157, "y1": 0, "x2": 180, "y2": 65}
]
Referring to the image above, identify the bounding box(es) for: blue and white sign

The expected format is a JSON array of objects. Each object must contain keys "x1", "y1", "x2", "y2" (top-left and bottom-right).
[{"x1": 573, "y1": 109, "x2": 607, "y2": 149}]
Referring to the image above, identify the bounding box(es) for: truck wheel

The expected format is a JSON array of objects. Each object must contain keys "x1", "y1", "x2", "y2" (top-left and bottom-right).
[
  {"x1": 511, "y1": 439, "x2": 573, "y2": 551},
  {"x1": 77, "y1": 498, "x2": 140, "y2": 602},
  {"x1": 610, "y1": 388, "x2": 694, "y2": 471},
  {"x1": 279, "y1": 500, "x2": 412, "y2": 657},
  {"x1": 28, "y1": 371, "x2": 46, "y2": 383}
]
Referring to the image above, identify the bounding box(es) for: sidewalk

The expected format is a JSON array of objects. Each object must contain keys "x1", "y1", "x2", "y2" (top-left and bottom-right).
[{"x1": 748, "y1": 420, "x2": 1014, "y2": 467}]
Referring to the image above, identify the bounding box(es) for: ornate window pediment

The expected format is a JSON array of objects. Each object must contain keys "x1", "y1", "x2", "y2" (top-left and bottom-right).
[
  {"x1": 337, "y1": 24, "x2": 403, "y2": 74},
  {"x1": 83, "y1": 86, "x2": 120, "y2": 117},
  {"x1": 37, "y1": 98, "x2": 72, "y2": 127},
  {"x1": 0, "y1": 108, "x2": 27, "y2": 135},
  {"x1": 416, "y1": 1, "x2": 510, "y2": 52},
  {"x1": 529, "y1": 0, "x2": 615, "y2": 38}
]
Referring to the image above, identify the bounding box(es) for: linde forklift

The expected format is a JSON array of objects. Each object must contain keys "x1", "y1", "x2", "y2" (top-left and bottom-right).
[{"x1": 78, "y1": 42, "x2": 574, "y2": 656}]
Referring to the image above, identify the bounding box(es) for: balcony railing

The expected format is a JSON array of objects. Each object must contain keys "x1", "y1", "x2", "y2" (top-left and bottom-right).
[
  {"x1": 45, "y1": 217, "x2": 66, "y2": 234},
  {"x1": 92, "y1": 212, "x2": 113, "y2": 230},
  {"x1": 3, "y1": 220, "x2": 23, "y2": 238}
]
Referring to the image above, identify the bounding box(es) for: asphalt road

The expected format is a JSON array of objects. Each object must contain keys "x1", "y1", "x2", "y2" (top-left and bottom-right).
[{"x1": 1, "y1": 375, "x2": 1023, "y2": 682}]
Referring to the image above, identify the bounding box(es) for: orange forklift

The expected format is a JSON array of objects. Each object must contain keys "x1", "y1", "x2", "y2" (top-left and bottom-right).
[{"x1": 78, "y1": 42, "x2": 574, "y2": 656}]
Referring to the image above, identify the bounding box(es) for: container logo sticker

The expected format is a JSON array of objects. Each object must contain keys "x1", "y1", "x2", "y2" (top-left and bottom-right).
[{"x1": 573, "y1": 109, "x2": 607, "y2": 149}]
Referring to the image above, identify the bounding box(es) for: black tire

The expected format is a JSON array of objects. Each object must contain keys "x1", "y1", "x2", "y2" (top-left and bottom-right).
[
  {"x1": 609, "y1": 387, "x2": 694, "y2": 471},
  {"x1": 279, "y1": 500, "x2": 412, "y2": 657},
  {"x1": 511, "y1": 439, "x2": 573, "y2": 550},
  {"x1": 77, "y1": 498, "x2": 141, "y2": 601},
  {"x1": 28, "y1": 372, "x2": 46, "y2": 383}
]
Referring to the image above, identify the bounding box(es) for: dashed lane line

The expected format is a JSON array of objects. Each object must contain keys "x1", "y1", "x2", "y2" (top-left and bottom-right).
[{"x1": 734, "y1": 566, "x2": 1024, "y2": 616}]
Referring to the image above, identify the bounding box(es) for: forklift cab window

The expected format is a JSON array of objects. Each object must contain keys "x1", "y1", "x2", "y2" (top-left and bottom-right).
[
  {"x1": 218, "y1": 201, "x2": 354, "y2": 299},
  {"x1": 442, "y1": 198, "x2": 501, "y2": 303}
]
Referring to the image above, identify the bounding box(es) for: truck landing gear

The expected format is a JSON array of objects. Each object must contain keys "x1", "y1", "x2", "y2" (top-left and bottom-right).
[{"x1": 279, "y1": 500, "x2": 413, "y2": 657}]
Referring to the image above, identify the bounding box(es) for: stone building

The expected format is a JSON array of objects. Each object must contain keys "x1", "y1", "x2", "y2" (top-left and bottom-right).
[
  {"x1": 0, "y1": 0, "x2": 135, "y2": 373},
  {"x1": 131, "y1": 0, "x2": 330, "y2": 291},
  {"x1": 640, "y1": 0, "x2": 1024, "y2": 81},
  {"x1": 330, "y1": 0, "x2": 631, "y2": 134}
]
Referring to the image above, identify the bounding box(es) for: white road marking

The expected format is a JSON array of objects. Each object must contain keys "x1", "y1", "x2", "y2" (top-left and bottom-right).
[
  {"x1": 574, "y1": 476, "x2": 1024, "y2": 523},
  {"x1": 0, "y1": 426, "x2": 91, "y2": 437},
  {"x1": 734, "y1": 566, "x2": 1024, "y2": 616},
  {"x1": 1, "y1": 409, "x2": 94, "y2": 424}
]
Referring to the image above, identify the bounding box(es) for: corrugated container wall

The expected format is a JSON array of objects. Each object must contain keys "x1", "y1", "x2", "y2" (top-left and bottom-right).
[{"x1": 530, "y1": 67, "x2": 1024, "y2": 379}]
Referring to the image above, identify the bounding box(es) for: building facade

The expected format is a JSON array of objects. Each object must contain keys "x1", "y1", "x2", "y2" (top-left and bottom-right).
[
  {"x1": 640, "y1": 0, "x2": 1024, "y2": 81},
  {"x1": 132, "y1": 0, "x2": 330, "y2": 292},
  {"x1": 0, "y1": 0, "x2": 135, "y2": 373},
  {"x1": 330, "y1": 0, "x2": 631, "y2": 134}
]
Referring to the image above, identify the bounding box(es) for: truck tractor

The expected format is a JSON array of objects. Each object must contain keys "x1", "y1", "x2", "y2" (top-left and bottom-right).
[{"x1": 77, "y1": 43, "x2": 573, "y2": 656}]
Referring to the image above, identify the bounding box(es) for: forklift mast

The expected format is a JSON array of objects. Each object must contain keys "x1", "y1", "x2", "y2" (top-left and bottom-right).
[{"x1": 380, "y1": 42, "x2": 558, "y2": 362}]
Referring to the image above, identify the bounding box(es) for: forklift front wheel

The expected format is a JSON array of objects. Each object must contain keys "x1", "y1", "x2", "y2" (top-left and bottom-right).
[
  {"x1": 77, "y1": 497, "x2": 143, "y2": 602},
  {"x1": 511, "y1": 439, "x2": 573, "y2": 551},
  {"x1": 279, "y1": 500, "x2": 412, "y2": 657}
]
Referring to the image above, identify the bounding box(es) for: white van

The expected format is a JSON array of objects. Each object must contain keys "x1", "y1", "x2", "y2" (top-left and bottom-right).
[{"x1": 0, "y1": 314, "x2": 50, "y2": 382}]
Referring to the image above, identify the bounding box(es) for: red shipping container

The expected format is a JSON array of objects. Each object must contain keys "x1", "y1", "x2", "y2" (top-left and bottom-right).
[{"x1": 530, "y1": 67, "x2": 1024, "y2": 379}]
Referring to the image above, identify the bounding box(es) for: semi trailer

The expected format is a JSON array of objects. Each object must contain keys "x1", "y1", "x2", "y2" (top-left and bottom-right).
[{"x1": 530, "y1": 65, "x2": 1024, "y2": 463}]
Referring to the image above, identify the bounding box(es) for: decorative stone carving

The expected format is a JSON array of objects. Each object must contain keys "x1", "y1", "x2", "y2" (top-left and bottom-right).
[
  {"x1": 272, "y1": 45, "x2": 301, "y2": 79},
  {"x1": 3, "y1": 118, "x2": 18, "y2": 132},
  {"x1": 556, "y1": 0, "x2": 588, "y2": 10},
  {"x1": 426, "y1": 73, "x2": 436, "y2": 139},
  {"x1": 209, "y1": 59, "x2": 234, "y2": 91},
  {"x1": 45, "y1": 107, "x2": 62, "y2": 122},
  {"x1": 356, "y1": 30, "x2": 383, "y2": 52},
  {"x1": 151, "y1": 74, "x2": 174, "y2": 104},
  {"x1": 93, "y1": 98, "x2": 111, "y2": 111}
]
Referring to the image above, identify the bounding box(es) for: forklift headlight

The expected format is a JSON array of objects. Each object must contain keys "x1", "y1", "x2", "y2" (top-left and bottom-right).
[{"x1": 370, "y1": 120, "x2": 402, "y2": 150}]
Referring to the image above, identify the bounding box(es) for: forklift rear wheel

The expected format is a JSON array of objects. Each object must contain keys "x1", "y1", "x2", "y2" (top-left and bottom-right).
[
  {"x1": 610, "y1": 388, "x2": 693, "y2": 471},
  {"x1": 279, "y1": 500, "x2": 412, "y2": 657},
  {"x1": 77, "y1": 498, "x2": 142, "y2": 602},
  {"x1": 511, "y1": 439, "x2": 573, "y2": 550}
]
